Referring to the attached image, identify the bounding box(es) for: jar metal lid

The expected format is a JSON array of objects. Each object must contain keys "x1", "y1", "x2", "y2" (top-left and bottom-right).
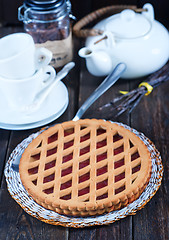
[{"x1": 24, "y1": 0, "x2": 65, "y2": 11}]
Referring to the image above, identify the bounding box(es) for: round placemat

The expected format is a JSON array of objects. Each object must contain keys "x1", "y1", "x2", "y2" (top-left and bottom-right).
[{"x1": 4, "y1": 122, "x2": 163, "y2": 228}]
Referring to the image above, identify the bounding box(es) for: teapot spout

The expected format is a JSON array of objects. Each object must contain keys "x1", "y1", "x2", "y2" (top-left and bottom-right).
[
  {"x1": 78, "y1": 47, "x2": 93, "y2": 58},
  {"x1": 78, "y1": 47, "x2": 113, "y2": 76}
]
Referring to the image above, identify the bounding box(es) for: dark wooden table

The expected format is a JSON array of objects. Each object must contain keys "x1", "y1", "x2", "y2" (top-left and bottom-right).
[{"x1": 0, "y1": 26, "x2": 169, "y2": 240}]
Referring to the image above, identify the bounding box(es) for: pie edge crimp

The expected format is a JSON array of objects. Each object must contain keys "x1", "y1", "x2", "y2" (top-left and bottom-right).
[{"x1": 19, "y1": 119, "x2": 152, "y2": 217}]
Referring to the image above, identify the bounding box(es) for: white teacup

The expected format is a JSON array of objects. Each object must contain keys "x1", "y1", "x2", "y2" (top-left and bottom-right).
[
  {"x1": 0, "y1": 65, "x2": 56, "y2": 110},
  {"x1": 0, "y1": 32, "x2": 52, "y2": 79}
]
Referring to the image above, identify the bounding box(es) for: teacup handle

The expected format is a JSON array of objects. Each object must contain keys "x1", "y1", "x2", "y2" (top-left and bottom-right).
[
  {"x1": 35, "y1": 47, "x2": 53, "y2": 69},
  {"x1": 40, "y1": 65, "x2": 56, "y2": 89}
]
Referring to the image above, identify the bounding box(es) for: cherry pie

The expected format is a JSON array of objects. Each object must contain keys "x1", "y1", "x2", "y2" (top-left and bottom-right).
[{"x1": 19, "y1": 119, "x2": 152, "y2": 217}]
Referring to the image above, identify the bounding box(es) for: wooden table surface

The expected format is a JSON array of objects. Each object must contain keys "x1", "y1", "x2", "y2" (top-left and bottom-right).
[{"x1": 0, "y1": 26, "x2": 169, "y2": 240}]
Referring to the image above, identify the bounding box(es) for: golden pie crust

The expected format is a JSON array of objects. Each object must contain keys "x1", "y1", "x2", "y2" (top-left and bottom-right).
[{"x1": 19, "y1": 119, "x2": 152, "y2": 217}]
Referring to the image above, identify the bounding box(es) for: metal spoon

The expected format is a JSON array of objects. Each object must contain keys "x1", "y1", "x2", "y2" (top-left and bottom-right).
[{"x1": 73, "y1": 62, "x2": 126, "y2": 121}]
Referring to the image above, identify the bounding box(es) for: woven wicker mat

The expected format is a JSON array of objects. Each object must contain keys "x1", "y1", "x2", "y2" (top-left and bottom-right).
[{"x1": 4, "y1": 122, "x2": 163, "y2": 228}]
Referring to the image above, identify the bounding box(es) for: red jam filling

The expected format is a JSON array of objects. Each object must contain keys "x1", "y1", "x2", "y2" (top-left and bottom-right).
[
  {"x1": 97, "y1": 165, "x2": 108, "y2": 176},
  {"x1": 115, "y1": 172, "x2": 125, "y2": 182},
  {"x1": 39, "y1": 128, "x2": 140, "y2": 198},
  {"x1": 79, "y1": 172, "x2": 90, "y2": 183},
  {"x1": 131, "y1": 151, "x2": 140, "y2": 161},
  {"x1": 62, "y1": 153, "x2": 73, "y2": 163},
  {"x1": 60, "y1": 180, "x2": 72, "y2": 190},
  {"x1": 114, "y1": 145, "x2": 124, "y2": 155},
  {"x1": 32, "y1": 179, "x2": 37, "y2": 185},
  {"x1": 97, "y1": 128, "x2": 106, "y2": 135},
  {"x1": 97, "y1": 179, "x2": 108, "y2": 190},
  {"x1": 31, "y1": 153, "x2": 40, "y2": 161},
  {"x1": 43, "y1": 186, "x2": 54, "y2": 194},
  {"x1": 96, "y1": 139, "x2": 107, "y2": 149},
  {"x1": 43, "y1": 173, "x2": 55, "y2": 183},
  {"x1": 115, "y1": 185, "x2": 125, "y2": 194},
  {"x1": 113, "y1": 133, "x2": 123, "y2": 142},
  {"x1": 48, "y1": 133, "x2": 58, "y2": 144},
  {"x1": 132, "y1": 164, "x2": 141, "y2": 174},
  {"x1": 64, "y1": 128, "x2": 74, "y2": 137},
  {"x1": 80, "y1": 146, "x2": 90, "y2": 156},
  {"x1": 46, "y1": 147, "x2": 57, "y2": 157},
  {"x1": 114, "y1": 158, "x2": 124, "y2": 169},
  {"x1": 79, "y1": 159, "x2": 90, "y2": 169},
  {"x1": 64, "y1": 140, "x2": 74, "y2": 150},
  {"x1": 97, "y1": 152, "x2": 107, "y2": 162},
  {"x1": 96, "y1": 192, "x2": 108, "y2": 200},
  {"x1": 61, "y1": 166, "x2": 72, "y2": 177},
  {"x1": 44, "y1": 160, "x2": 56, "y2": 170},
  {"x1": 78, "y1": 186, "x2": 90, "y2": 196},
  {"x1": 80, "y1": 133, "x2": 90, "y2": 142},
  {"x1": 60, "y1": 193, "x2": 71, "y2": 200},
  {"x1": 28, "y1": 166, "x2": 38, "y2": 174}
]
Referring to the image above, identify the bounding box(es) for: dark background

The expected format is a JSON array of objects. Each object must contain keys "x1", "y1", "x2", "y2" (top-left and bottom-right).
[
  {"x1": 0, "y1": 0, "x2": 169, "y2": 28},
  {"x1": 0, "y1": 1, "x2": 169, "y2": 239}
]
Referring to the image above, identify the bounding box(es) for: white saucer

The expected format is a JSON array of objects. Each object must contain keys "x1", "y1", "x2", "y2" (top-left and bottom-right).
[
  {"x1": 0, "y1": 100, "x2": 68, "y2": 130},
  {"x1": 0, "y1": 81, "x2": 69, "y2": 126}
]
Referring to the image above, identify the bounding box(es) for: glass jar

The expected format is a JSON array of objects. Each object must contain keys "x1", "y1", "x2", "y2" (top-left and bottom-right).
[{"x1": 18, "y1": 0, "x2": 74, "y2": 68}]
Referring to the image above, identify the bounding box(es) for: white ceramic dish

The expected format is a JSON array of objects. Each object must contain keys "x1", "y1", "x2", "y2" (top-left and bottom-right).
[
  {"x1": 0, "y1": 81, "x2": 68, "y2": 125},
  {"x1": 0, "y1": 100, "x2": 68, "y2": 130}
]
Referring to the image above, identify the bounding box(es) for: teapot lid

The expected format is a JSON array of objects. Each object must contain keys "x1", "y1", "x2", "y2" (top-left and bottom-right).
[{"x1": 105, "y1": 9, "x2": 151, "y2": 39}]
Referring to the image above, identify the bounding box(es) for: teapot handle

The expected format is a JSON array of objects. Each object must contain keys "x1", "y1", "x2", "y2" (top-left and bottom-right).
[
  {"x1": 73, "y1": 5, "x2": 146, "y2": 38},
  {"x1": 142, "y1": 3, "x2": 154, "y2": 23}
]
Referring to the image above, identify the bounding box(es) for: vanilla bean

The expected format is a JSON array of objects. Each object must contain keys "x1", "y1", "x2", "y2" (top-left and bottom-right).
[
  {"x1": 115, "y1": 107, "x2": 127, "y2": 117},
  {"x1": 117, "y1": 90, "x2": 144, "y2": 110},
  {"x1": 128, "y1": 94, "x2": 144, "y2": 114},
  {"x1": 111, "y1": 89, "x2": 138, "y2": 104},
  {"x1": 98, "y1": 62, "x2": 169, "y2": 118}
]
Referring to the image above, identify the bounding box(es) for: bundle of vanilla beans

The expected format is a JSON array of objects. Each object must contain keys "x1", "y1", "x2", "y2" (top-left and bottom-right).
[{"x1": 99, "y1": 62, "x2": 169, "y2": 118}]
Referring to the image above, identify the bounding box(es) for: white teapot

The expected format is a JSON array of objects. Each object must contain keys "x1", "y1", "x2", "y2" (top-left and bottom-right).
[{"x1": 78, "y1": 3, "x2": 169, "y2": 79}]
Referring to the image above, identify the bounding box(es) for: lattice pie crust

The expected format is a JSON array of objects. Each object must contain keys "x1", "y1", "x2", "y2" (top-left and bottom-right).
[{"x1": 19, "y1": 119, "x2": 152, "y2": 217}]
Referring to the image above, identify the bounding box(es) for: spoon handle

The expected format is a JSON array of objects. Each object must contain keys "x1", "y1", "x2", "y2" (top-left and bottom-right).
[
  {"x1": 34, "y1": 62, "x2": 75, "y2": 104},
  {"x1": 73, "y1": 63, "x2": 126, "y2": 121}
]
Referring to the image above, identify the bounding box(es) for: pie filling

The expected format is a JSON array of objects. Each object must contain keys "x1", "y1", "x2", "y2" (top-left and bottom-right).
[{"x1": 28, "y1": 127, "x2": 141, "y2": 199}]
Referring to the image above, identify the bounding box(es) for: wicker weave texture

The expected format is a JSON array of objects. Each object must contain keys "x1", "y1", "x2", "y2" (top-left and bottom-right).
[{"x1": 5, "y1": 122, "x2": 163, "y2": 228}]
